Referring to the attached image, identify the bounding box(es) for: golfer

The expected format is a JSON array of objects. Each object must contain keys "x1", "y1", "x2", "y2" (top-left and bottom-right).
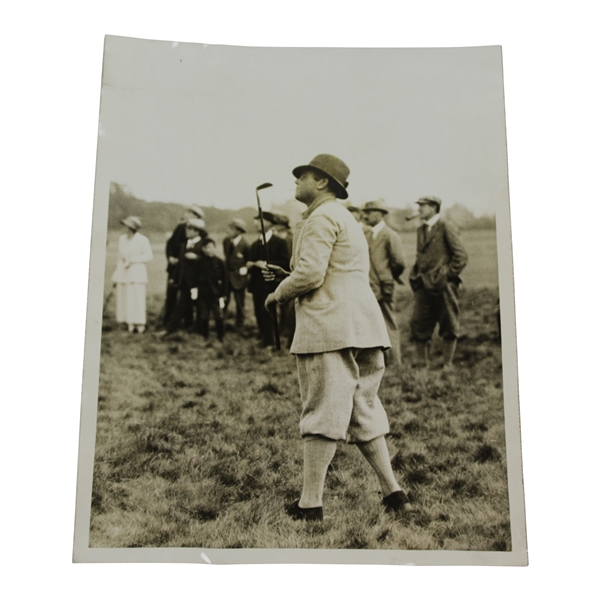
[{"x1": 265, "y1": 154, "x2": 411, "y2": 521}]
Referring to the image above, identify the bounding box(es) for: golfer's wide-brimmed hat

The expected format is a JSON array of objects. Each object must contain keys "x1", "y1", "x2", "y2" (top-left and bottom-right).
[
  {"x1": 416, "y1": 196, "x2": 442, "y2": 208},
  {"x1": 229, "y1": 218, "x2": 247, "y2": 233},
  {"x1": 256, "y1": 211, "x2": 277, "y2": 224},
  {"x1": 362, "y1": 199, "x2": 389, "y2": 214},
  {"x1": 186, "y1": 218, "x2": 206, "y2": 231},
  {"x1": 188, "y1": 204, "x2": 205, "y2": 219},
  {"x1": 292, "y1": 154, "x2": 350, "y2": 199},
  {"x1": 121, "y1": 216, "x2": 142, "y2": 231}
]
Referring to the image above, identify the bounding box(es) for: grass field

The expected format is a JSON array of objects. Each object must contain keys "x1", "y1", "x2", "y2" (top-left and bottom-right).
[{"x1": 91, "y1": 228, "x2": 509, "y2": 550}]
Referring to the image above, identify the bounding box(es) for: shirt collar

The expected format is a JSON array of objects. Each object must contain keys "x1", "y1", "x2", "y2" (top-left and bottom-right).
[
  {"x1": 371, "y1": 220, "x2": 386, "y2": 239},
  {"x1": 424, "y1": 213, "x2": 441, "y2": 228},
  {"x1": 186, "y1": 235, "x2": 201, "y2": 247}
]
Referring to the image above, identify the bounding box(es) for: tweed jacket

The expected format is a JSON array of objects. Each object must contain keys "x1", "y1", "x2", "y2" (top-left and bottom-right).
[
  {"x1": 223, "y1": 234, "x2": 251, "y2": 290},
  {"x1": 111, "y1": 232, "x2": 153, "y2": 284},
  {"x1": 273, "y1": 194, "x2": 390, "y2": 354},
  {"x1": 409, "y1": 218, "x2": 468, "y2": 294},
  {"x1": 366, "y1": 224, "x2": 406, "y2": 300}
]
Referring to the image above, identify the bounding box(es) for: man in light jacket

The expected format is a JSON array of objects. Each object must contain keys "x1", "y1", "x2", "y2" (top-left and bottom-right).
[
  {"x1": 362, "y1": 199, "x2": 406, "y2": 372},
  {"x1": 265, "y1": 154, "x2": 411, "y2": 521}
]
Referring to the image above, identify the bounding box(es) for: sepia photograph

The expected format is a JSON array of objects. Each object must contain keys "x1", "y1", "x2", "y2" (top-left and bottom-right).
[{"x1": 73, "y1": 35, "x2": 526, "y2": 564}]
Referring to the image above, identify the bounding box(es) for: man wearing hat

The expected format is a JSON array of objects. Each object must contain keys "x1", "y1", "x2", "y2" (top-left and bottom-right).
[
  {"x1": 409, "y1": 196, "x2": 468, "y2": 368},
  {"x1": 265, "y1": 154, "x2": 411, "y2": 521},
  {"x1": 162, "y1": 218, "x2": 207, "y2": 335},
  {"x1": 246, "y1": 211, "x2": 290, "y2": 348},
  {"x1": 362, "y1": 199, "x2": 406, "y2": 372},
  {"x1": 163, "y1": 204, "x2": 206, "y2": 327},
  {"x1": 270, "y1": 212, "x2": 296, "y2": 349},
  {"x1": 223, "y1": 218, "x2": 251, "y2": 329}
]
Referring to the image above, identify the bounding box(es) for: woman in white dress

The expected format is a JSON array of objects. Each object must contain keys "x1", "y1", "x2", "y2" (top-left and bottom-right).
[{"x1": 111, "y1": 216, "x2": 154, "y2": 333}]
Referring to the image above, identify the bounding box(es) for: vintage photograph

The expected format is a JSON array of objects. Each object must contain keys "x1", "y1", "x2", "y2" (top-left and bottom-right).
[{"x1": 73, "y1": 35, "x2": 526, "y2": 564}]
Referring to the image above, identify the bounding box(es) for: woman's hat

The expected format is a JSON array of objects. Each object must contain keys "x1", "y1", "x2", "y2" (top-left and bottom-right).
[
  {"x1": 362, "y1": 199, "x2": 389, "y2": 215},
  {"x1": 188, "y1": 204, "x2": 205, "y2": 219},
  {"x1": 186, "y1": 218, "x2": 206, "y2": 232},
  {"x1": 292, "y1": 154, "x2": 350, "y2": 199},
  {"x1": 120, "y1": 216, "x2": 142, "y2": 231}
]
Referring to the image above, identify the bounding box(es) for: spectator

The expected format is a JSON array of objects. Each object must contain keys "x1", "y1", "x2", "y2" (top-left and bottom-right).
[
  {"x1": 222, "y1": 218, "x2": 250, "y2": 329},
  {"x1": 111, "y1": 216, "x2": 153, "y2": 334}
]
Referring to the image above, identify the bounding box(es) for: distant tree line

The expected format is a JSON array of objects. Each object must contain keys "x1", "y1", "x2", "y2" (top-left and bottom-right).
[{"x1": 108, "y1": 182, "x2": 495, "y2": 234}]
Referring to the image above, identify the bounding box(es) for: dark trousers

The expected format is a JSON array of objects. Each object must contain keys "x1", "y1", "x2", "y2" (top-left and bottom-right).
[
  {"x1": 163, "y1": 280, "x2": 180, "y2": 326},
  {"x1": 410, "y1": 280, "x2": 460, "y2": 341},
  {"x1": 198, "y1": 296, "x2": 224, "y2": 339},
  {"x1": 167, "y1": 283, "x2": 196, "y2": 332},
  {"x1": 252, "y1": 288, "x2": 275, "y2": 347},
  {"x1": 225, "y1": 286, "x2": 246, "y2": 327},
  {"x1": 279, "y1": 300, "x2": 296, "y2": 349}
]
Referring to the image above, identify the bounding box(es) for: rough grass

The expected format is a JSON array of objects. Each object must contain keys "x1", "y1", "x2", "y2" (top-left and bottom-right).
[{"x1": 91, "y1": 280, "x2": 510, "y2": 551}]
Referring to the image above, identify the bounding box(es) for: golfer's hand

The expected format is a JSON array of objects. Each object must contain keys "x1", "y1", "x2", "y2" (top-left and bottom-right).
[
  {"x1": 262, "y1": 265, "x2": 290, "y2": 281},
  {"x1": 168, "y1": 257, "x2": 179, "y2": 265},
  {"x1": 264, "y1": 292, "x2": 278, "y2": 310},
  {"x1": 190, "y1": 288, "x2": 198, "y2": 300},
  {"x1": 261, "y1": 267, "x2": 276, "y2": 282},
  {"x1": 184, "y1": 252, "x2": 198, "y2": 260}
]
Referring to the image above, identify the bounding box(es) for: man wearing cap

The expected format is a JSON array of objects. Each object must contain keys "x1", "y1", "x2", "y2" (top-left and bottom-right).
[
  {"x1": 362, "y1": 199, "x2": 406, "y2": 372},
  {"x1": 246, "y1": 211, "x2": 290, "y2": 348},
  {"x1": 265, "y1": 154, "x2": 411, "y2": 521},
  {"x1": 409, "y1": 196, "x2": 468, "y2": 369},
  {"x1": 163, "y1": 204, "x2": 206, "y2": 327},
  {"x1": 223, "y1": 218, "x2": 250, "y2": 329}
]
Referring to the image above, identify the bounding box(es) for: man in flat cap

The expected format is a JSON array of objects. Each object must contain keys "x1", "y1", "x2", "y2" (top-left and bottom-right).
[
  {"x1": 265, "y1": 154, "x2": 411, "y2": 521},
  {"x1": 223, "y1": 218, "x2": 250, "y2": 330},
  {"x1": 163, "y1": 204, "x2": 206, "y2": 327},
  {"x1": 409, "y1": 196, "x2": 468, "y2": 369},
  {"x1": 247, "y1": 211, "x2": 290, "y2": 348},
  {"x1": 362, "y1": 199, "x2": 406, "y2": 373}
]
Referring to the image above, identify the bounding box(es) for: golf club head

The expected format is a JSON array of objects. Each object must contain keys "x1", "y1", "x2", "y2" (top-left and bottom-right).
[{"x1": 256, "y1": 182, "x2": 273, "y2": 192}]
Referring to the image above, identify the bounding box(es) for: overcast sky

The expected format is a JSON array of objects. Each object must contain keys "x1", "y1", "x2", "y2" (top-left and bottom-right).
[{"x1": 98, "y1": 37, "x2": 508, "y2": 215}]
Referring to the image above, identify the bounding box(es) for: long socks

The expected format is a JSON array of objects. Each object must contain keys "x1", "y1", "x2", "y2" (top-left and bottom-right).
[
  {"x1": 357, "y1": 435, "x2": 402, "y2": 497},
  {"x1": 299, "y1": 437, "x2": 337, "y2": 508}
]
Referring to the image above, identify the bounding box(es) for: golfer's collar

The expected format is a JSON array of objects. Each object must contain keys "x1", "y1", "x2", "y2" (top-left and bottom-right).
[
  {"x1": 302, "y1": 193, "x2": 337, "y2": 219},
  {"x1": 187, "y1": 236, "x2": 201, "y2": 246},
  {"x1": 232, "y1": 234, "x2": 242, "y2": 245}
]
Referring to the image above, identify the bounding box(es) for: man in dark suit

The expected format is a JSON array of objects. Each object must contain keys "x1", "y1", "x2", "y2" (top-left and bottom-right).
[
  {"x1": 246, "y1": 211, "x2": 290, "y2": 348},
  {"x1": 163, "y1": 204, "x2": 206, "y2": 327},
  {"x1": 163, "y1": 218, "x2": 206, "y2": 335},
  {"x1": 409, "y1": 196, "x2": 468, "y2": 369},
  {"x1": 271, "y1": 212, "x2": 296, "y2": 349},
  {"x1": 362, "y1": 199, "x2": 406, "y2": 372},
  {"x1": 222, "y1": 218, "x2": 250, "y2": 329}
]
